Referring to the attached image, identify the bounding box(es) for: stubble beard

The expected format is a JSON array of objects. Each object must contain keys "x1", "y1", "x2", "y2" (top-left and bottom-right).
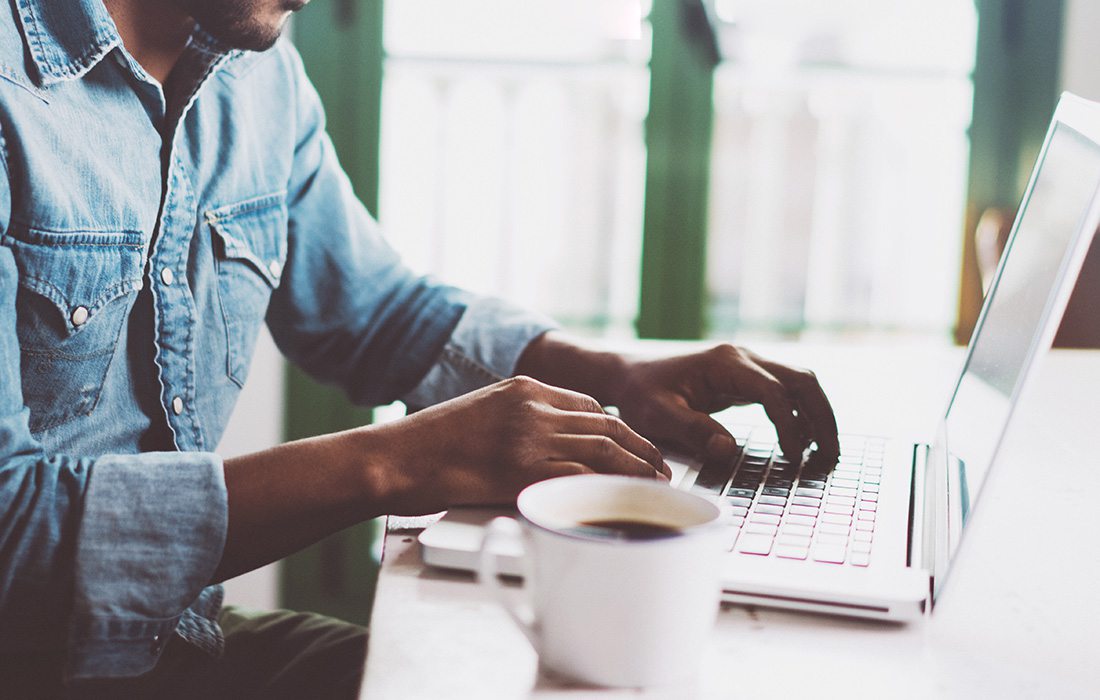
[{"x1": 172, "y1": 0, "x2": 289, "y2": 52}]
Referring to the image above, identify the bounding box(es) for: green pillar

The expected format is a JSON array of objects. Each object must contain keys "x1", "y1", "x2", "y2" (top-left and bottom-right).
[
  {"x1": 636, "y1": 0, "x2": 720, "y2": 340},
  {"x1": 280, "y1": 0, "x2": 386, "y2": 626},
  {"x1": 957, "y1": 0, "x2": 1064, "y2": 343}
]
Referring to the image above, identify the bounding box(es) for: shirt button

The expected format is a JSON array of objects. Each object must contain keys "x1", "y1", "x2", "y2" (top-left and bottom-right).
[
  {"x1": 268, "y1": 260, "x2": 282, "y2": 278},
  {"x1": 161, "y1": 267, "x2": 175, "y2": 286},
  {"x1": 71, "y1": 306, "x2": 89, "y2": 327},
  {"x1": 172, "y1": 396, "x2": 184, "y2": 415}
]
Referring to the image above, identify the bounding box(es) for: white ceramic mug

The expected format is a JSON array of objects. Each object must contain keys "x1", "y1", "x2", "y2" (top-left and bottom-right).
[{"x1": 478, "y1": 474, "x2": 724, "y2": 688}]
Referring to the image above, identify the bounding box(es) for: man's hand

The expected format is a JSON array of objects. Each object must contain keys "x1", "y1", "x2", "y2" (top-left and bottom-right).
[
  {"x1": 373, "y1": 376, "x2": 670, "y2": 514},
  {"x1": 610, "y1": 346, "x2": 839, "y2": 462},
  {"x1": 516, "y1": 332, "x2": 839, "y2": 463}
]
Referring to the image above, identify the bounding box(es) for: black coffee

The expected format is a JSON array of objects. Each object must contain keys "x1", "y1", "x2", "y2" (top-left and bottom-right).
[{"x1": 568, "y1": 518, "x2": 683, "y2": 541}]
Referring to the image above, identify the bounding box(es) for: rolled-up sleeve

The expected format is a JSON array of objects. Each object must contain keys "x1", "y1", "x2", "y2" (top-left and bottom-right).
[
  {"x1": 401, "y1": 296, "x2": 557, "y2": 409},
  {"x1": 67, "y1": 452, "x2": 226, "y2": 678},
  {"x1": 0, "y1": 248, "x2": 228, "y2": 679}
]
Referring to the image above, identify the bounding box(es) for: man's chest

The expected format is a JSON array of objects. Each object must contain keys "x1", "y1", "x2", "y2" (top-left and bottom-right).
[{"x1": 0, "y1": 53, "x2": 293, "y2": 440}]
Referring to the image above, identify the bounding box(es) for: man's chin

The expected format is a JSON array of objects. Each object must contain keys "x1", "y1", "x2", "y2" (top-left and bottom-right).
[{"x1": 207, "y1": 18, "x2": 287, "y2": 52}]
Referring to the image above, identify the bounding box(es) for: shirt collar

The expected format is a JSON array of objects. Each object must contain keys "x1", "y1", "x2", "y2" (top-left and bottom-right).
[
  {"x1": 14, "y1": 0, "x2": 245, "y2": 88},
  {"x1": 14, "y1": 0, "x2": 121, "y2": 87}
]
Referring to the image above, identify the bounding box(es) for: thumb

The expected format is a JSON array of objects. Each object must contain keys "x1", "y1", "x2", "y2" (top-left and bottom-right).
[{"x1": 660, "y1": 403, "x2": 734, "y2": 458}]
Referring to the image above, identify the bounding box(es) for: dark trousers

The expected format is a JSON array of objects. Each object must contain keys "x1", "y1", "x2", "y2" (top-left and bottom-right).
[{"x1": 1, "y1": 607, "x2": 369, "y2": 699}]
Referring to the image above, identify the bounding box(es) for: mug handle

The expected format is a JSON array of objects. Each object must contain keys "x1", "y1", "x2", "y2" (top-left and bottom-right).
[{"x1": 478, "y1": 516, "x2": 539, "y2": 647}]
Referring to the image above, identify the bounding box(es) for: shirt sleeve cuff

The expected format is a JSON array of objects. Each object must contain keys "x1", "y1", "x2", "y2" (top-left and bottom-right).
[
  {"x1": 66, "y1": 451, "x2": 228, "y2": 680},
  {"x1": 401, "y1": 296, "x2": 558, "y2": 409}
]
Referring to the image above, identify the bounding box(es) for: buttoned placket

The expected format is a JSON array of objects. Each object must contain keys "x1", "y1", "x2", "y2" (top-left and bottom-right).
[{"x1": 125, "y1": 43, "x2": 232, "y2": 453}]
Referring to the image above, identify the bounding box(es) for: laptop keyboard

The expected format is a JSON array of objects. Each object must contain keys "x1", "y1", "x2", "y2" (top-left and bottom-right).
[{"x1": 690, "y1": 430, "x2": 884, "y2": 567}]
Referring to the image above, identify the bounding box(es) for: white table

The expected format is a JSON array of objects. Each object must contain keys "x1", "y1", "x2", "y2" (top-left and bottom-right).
[{"x1": 359, "y1": 342, "x2": 1100, "y2": 699}]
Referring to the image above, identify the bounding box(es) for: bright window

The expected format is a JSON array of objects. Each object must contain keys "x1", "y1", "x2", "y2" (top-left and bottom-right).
[{"x1": 379, "y1": 1, "x2": 977, "y2": 341}]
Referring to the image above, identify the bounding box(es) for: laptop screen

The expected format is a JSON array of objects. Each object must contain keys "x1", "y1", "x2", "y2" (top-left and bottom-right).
[{"x1": 936, "y1": 121, "x2": 1100, "y2": 575}]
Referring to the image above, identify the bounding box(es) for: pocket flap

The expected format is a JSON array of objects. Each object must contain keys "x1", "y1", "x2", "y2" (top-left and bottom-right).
[
  {"x1": 206, "y1": 191, "x2": 288, "y2": 288},
  {"x1": 4, "y1": 224, "x2": 145, "y2": 328}
]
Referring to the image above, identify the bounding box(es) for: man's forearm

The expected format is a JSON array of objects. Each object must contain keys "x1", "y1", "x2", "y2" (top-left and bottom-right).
[
  {"x1": 514, "y1": 331, "x2": 630, "y2": 407},
  {"x1": 214, "y1": 428, "x2": 400, "y2": 582}
]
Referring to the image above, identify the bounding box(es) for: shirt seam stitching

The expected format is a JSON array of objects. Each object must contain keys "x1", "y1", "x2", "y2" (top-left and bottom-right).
[{"x1": 441, "y1": 344, "x2": 506, "y2": 384}]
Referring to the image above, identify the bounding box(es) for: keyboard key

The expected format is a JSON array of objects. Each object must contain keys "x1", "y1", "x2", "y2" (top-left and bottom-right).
[
  {"x1": 823, "y1": 503, "x2": 854, "y2": 516},
  {"x1": 862, "y1": 476, "x2": 881, "y2": 486},
  {"x1": 828, "y1": 486, "x2": 859, "y2": 498},
  {"x1": 762, "y1": 487, "x2": 790, "y2": 497},
  {"x1": 750, "y1": 513, "x2": 781, "y2": 525},
  {"x1": 779, "y1": 533, "x2": 812, "y2": 546},
  {"x1": 758, "y1": 495, "x2": 787, "y2": 507},
  {"x1": 821, "y1": 513, "x2": 852, "y2": 525},
  {"x1": 859, "y1": 502, "x2": 878, "y2": 513},
  {"x1": 798, "y1": 479, "x2": 827, "y2": 490},
  {"x1": 785, "y1": 514, "x2": 817, "y2": 527},
  {"x1": 857, "y1": 511, "x2": 876, "y2": 522},
  {"x1": 722, "y1": 526, "x2": 741, "y2": 551},
  {"x1": 862, "y1": 484, "x2": 881, "y2": 494},
  {"x1": 850, "y1": 553, "x2": 871, "y2": 567},
  {"x1": 775, "y1": 544, "x2": 809, "y2": 560},
  {"x1": 754, "y1": 504, "x2": 784, "y2": 516},
  {"x1": 789, "y1": 505, "x2": 819, "y2": 517},
  {"x1": 729, "y1": 506, "x2": 749, "y2": 518},
  {"x1": 817, "y1": 522, "x2": 849, "y2": 535},
  {"x1": 855, "y1": 521, "x2": 875, "y2": 532},
  {"x1": 727, "y1": 487, "x2": 757, "y2": 499},
  {"x1": 765, "y1": 478, "x2": 794, "y2": 489},
  {"x1": 737, "y1": 534, "x2": 774, "y2": 556},
  {"x1": 781, "y1": 524, "x2": 814, "y2": 537},
  {"x1": 826, "y1": 495, "x2": 856, "y2": 506},
  {"x1": 792, "y1": 496, "x2": 822, "y2": 507},
  {"x1": 852, "y1": 530, "x2": 873, "y2": 543},
  {"x1": 851, "y1": 540, "x2": 872, "y2": 554},
  {"x1": 812, "y1": 544, "x2": 847, "y2": 564},
  {"x1": 727, "y1": 497, "x2": 753, "y2": 508},
  {"x1": 794, "y1": 488, "x2": 824, "y2": 499},
  {"x1": 745, "y1": 522, "x2": 778, "y2": 536},
  {"x1": 815, "y1": 532, "x2": 848, "y2": 545},
  {"x1": 831, "y1": 477, "x2": 860, "y2": 490},
  {"x1": 861, "y1": 492, "x2": 879, "y2": 503}
]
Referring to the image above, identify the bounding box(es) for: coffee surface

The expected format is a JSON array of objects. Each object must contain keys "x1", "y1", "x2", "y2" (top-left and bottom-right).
[{"x1": 569, "y1": 518, "x2": 683, "y2": 541}]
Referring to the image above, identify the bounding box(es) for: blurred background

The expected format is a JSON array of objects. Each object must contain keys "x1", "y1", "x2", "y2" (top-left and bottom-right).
[{"x1": 218, "y1": 0, "x2": 1100, "y2": 623}]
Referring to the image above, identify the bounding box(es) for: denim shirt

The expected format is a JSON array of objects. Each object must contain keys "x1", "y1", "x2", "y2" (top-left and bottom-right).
[{"x1": 0, "y1": 0, "x2": 553, "y2": 680}]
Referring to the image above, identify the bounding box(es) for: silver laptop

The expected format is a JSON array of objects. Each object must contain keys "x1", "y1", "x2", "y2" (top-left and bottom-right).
[{"x1": 418, "y1": 93, "x2": 1100, "y2": 621}]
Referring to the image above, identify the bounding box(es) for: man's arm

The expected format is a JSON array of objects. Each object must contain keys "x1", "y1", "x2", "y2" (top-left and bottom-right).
[{"x1": 215, "y1": 374, "x2": 670, "y2": 581}]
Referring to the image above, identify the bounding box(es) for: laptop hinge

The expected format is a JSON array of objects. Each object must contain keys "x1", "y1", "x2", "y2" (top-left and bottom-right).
[{"x1": 908, "y1": 443, "x2": 930, "y2": 569}]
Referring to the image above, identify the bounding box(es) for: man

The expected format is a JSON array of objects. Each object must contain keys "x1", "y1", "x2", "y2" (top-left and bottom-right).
[{"x1": 0, "y1": 0, "x2": 839, "y2": 695}]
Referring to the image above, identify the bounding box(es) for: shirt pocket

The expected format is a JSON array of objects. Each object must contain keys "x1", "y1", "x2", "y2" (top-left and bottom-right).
[
  {"x1": 6, "y1": 225, "x2": 145, "y2": 433},
  {"x1": 206, "y1": 192, "x2": 288, "y2": 387}
]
